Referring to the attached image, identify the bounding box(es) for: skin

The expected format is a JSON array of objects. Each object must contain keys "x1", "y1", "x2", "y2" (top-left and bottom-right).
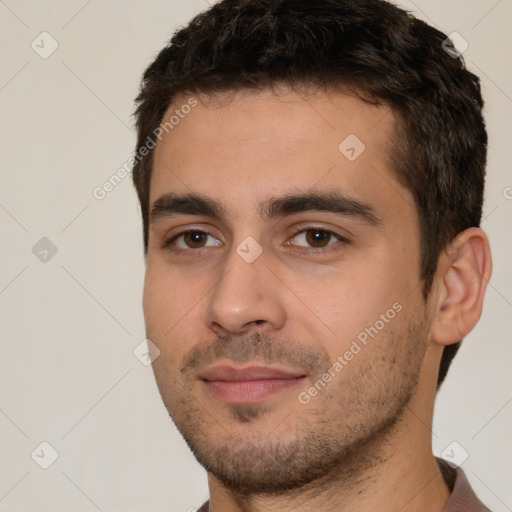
[{"x1": 143, "y1": 88, "x2": 492, "y2": 512}]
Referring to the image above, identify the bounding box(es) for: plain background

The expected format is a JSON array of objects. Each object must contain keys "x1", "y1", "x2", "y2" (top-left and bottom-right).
[{"x1": 0, "y1": 1, "x2": 510, "y2": 511}]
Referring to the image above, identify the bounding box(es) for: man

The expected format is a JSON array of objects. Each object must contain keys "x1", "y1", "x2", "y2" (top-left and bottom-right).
[{"x1": 132, "y1": 0, "x2": 493, "y2": 510}]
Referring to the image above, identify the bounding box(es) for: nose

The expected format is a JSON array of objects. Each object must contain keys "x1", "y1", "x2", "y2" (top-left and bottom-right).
[{"x1": 203, "y1": 244, "x2": 287, "y2": 336}]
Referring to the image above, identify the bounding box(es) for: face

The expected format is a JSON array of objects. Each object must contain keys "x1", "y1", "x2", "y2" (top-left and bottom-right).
[{"x1": 143, "y1": 88, "x2": 431, "y2": 494}]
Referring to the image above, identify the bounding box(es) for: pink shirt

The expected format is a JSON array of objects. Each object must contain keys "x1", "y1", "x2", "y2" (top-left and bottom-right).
[{"x1": 438, "y1": 458, "x2": 491, "y2": 512}]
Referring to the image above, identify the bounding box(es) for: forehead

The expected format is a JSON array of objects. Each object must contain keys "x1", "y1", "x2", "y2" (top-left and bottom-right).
[{"x1": 150, "y1": 88, "x2": 411, "y2": 221}]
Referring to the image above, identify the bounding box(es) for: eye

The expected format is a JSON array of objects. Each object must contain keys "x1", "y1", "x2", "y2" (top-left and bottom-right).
[
  {"x1": 289, "y1": 228, "x2": 342, "y2": 248},
  {"x1": 167, "y1": 230, "x2": 221, "y2": 249}
]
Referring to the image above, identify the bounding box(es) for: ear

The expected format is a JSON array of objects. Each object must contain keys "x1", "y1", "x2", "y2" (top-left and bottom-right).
[{"x1": 431, "y1": 227, "x2": 492, "y2": 346}]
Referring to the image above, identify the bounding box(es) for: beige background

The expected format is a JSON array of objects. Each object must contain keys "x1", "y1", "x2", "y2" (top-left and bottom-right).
[{"x1": 0, "y1": 1, "x2": 511, "y2": 511}]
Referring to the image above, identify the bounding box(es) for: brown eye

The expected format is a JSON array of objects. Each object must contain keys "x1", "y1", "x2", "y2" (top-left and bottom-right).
[
  {"x1": 288, "y1": 228, "x2": 342, "y2": 250},
  {"x1": 170, "y1": 231, "x2": 221, "y2": 250},
  {"x1": 304, "y1": 229, "x2": 332, "y2": 247},
  {"x1": 183, "y1": 231, "x2": 208, "y2": 248}
]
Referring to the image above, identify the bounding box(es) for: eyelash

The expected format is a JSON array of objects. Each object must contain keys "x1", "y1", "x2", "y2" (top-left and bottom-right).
[{"x1": 163, "y1": 227, "x2": 347, "y2": 256}]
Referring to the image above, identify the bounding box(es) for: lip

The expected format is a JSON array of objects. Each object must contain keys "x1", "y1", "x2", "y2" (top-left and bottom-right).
[
  {"x1": 199, "y1": 364, "x2": 304, "y2": 381},
  {"x1": 198, "y1": 364, "x2": 306, "y2": 404}
]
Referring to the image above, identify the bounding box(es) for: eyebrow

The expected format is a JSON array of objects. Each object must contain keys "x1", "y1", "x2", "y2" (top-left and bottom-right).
[
  {"x1": 150, "y1": 191, "x2": 382, "y2": 227},
  {"x1": 150, "y1": 193, "x2": 223, "y2": 223},
  {"x1": 262, "y1": 191, "x2": 382, "y2": 226}
]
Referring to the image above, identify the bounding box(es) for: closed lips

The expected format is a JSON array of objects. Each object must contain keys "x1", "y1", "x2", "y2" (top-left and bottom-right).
[{"x1": 198, "y1": 365, "x2": 306, "y2": 381}]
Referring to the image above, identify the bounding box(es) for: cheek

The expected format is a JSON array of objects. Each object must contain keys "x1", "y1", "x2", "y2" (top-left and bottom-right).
[
  {"x1": 285, "y1": 254, "x2": 414, "y2": 360},
  {"x1": 142, "y1": 262, "x2": 210, "y2": 358},
  {"x1": 142, "y1": 265, "x2": 168, "y2": 335},
  {"x1": 142, "y1": 264, "x2": 184, "y2": 356},
  {"x1": 290, "y1": 263, "x2": 395, "y2": 321},
  {"x1": 143, "y1": 260, "x2": 193, "y2": 323}
]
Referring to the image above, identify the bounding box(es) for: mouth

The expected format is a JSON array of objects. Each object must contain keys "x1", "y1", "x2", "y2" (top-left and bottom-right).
[{"x1": 198, "y1": 364, "x2": 307, "y2": 404}]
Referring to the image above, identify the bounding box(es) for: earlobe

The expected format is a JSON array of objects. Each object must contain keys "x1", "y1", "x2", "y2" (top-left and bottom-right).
[{"x1": 430, "y1": 228, "x2": 492, "y2": 346}]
